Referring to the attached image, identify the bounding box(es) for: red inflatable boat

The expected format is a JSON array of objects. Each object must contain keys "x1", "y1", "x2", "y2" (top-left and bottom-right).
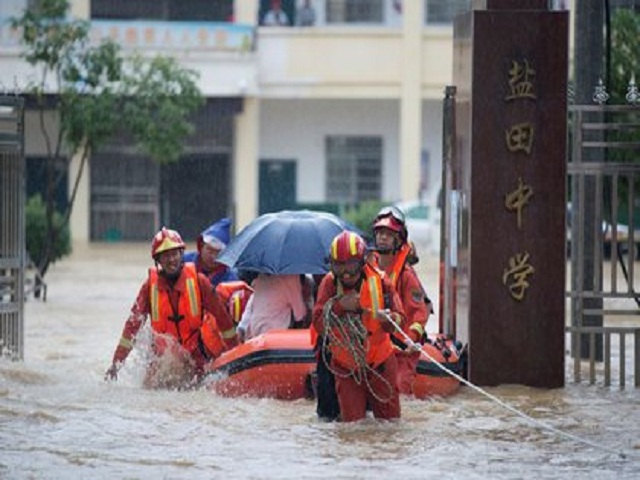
[{"x1": 203, "y1": 329, "x2": 464, "y2": 400}]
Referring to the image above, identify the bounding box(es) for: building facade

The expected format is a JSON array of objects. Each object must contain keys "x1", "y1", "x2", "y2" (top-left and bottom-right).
[{"x1": 1, "y1": 0, "x2": 478, "y2": 243}]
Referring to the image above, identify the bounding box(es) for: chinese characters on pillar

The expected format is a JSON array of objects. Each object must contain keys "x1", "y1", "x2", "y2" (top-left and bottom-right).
[
  {"x1": 504, "y1": 177, "x2": 533, "y2": 229},
  {"x1": 502, "y1": 252, "x2": 535, "y2": 301},
  {"x1": 502, "y1": 59, "x2": 536, "y2": 301}
]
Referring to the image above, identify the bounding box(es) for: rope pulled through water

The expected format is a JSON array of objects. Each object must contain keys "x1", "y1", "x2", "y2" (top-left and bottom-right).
[
  {"x1": 381, "y1": 310, "x2": 635, "y2": 461},
  {"x1": 321, "y1": 300, "x2": 394, "y2": 403}
]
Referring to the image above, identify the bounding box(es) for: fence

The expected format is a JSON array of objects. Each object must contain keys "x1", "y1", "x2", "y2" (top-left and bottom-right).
[
  {"x1": 566, "y1": 103, "x2": 640, "y2": 387},
  {"x1": 0, "y1": 95, "x2": 25, "y2": 360}
]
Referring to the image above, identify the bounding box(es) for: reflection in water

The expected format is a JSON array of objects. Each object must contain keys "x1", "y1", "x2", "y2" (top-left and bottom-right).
[{"x1": 1, "y1": 244, "x2": 639, "y2": 479}]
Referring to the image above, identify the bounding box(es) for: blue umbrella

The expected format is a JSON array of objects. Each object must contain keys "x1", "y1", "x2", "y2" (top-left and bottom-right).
[{"x1": 217, "y1": 210, "x2": 361, "y2": 275}]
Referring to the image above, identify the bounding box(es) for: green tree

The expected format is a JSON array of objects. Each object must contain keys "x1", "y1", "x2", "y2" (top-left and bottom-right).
[
  {"x1": 25, "y1": 194, "x2": 71, "y2": 268},
  {"x1": 609, "y1": 9, "x2": 640, "y2": 226},
  {"x1": 610, "y1": 9, "x2": 640, "y2": 107},
  {"x1": 11, "y1": 0, "x2": 204, "y2": 282}
]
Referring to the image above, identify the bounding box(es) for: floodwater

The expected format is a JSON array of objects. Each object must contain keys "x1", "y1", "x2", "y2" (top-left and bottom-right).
[{"x1": 1, "y1": 243, "x2": 640, "y2": 479}]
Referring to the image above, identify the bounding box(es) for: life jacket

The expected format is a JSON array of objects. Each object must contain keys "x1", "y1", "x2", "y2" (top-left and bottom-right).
[
  {"x1": 149, "y1": 264, "x2": 225, "y2": 361},
  {"x1": 215, "y1": 281, "x2": 254, "y2": 325},
  {"x1": 384, "y1": 243, "x2": 411, "y2": 288},
  {"x1": 375, "y1": 243, "x2": 426, "y2": 344},
  {"x1": 199, "y1": 312, "x2": 227, "y2": 359},
  {"x1": 329, "y1": 264, "x2": 394, "y2": 370}
]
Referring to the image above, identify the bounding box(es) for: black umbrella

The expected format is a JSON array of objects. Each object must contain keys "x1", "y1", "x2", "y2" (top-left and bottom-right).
[{"x1": 217, "y1": 210, "x2": 361, "y2": 275}]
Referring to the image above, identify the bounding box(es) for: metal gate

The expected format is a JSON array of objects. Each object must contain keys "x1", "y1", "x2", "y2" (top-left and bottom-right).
[
  {"x1": 566, "y1": 103, "x2": 640, "y2": 387},
  {"x1": 0, "y1": 95, "x2": 25, "y2": 361}
]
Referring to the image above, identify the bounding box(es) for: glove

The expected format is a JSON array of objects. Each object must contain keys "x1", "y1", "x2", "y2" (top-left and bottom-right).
[
  {"x1": 104, "y1": 364, "x2": 119, "y2": 382},
  {"x1": 338, "y1": 293, "x2": 361, "y2": 313},
  {"x1": 409, "y1": 330, "x2": 423, "y2": 344}
]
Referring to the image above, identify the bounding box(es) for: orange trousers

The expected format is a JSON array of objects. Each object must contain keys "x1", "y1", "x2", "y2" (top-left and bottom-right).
[
  {"x1": 333, "y1": 354, "x2": 401, "y2": 422},
  {"x1": 395, "y1": 349, "x2": 421, "y2": 395}
]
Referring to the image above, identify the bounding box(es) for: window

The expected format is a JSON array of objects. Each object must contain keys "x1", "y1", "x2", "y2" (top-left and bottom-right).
[
  {"x1": 326, "y1": 136, "x2": 382, "y2": 205},
  {"x1": 326, "y1": 0, "x2": 384, "y2": 24},
  {"x1": 425, "y1": 0, "x2": 470, "y2": 25},
  {"x1": 90, "y1": 0, "x2": 233, "y2": 22}
]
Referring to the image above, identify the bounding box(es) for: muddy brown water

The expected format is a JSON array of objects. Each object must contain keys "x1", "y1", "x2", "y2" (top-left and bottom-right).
[{"x1": 1, "y1": 243, "x2": 639, "y2": 479}]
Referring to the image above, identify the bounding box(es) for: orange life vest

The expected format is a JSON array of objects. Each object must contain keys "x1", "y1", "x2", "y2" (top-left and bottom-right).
[
  {"x1": 199, "y1": 313, "x2": 227, "y2": 359},
  {"x1": 375, "y1": 243, "x2": 425, "y2": 344},
  {"x1": 329, "y1": 264, "x2": 394, "y2": 370},
  {"x1": 149, "y1": 264, "x2": 225, "y2": 360},
  {"x1": 215, "y1": 280, "x2": 254, "y2": 325},
  {"x1": 384, "y1": 243, "x2": 411, "y2": 288}
]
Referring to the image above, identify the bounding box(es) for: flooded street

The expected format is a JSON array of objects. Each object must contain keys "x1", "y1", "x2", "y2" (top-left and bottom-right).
[{"x1": 1, "y1": 243, "x2": 640, "y2": 479}]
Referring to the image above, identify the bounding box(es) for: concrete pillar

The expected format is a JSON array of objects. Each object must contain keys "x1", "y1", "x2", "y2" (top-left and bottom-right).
[
  {"x1": 68, "y1": 148, "x2": 90, "y2": 244},
  {"x1": 68, "y1": 0, "x2": 90, "y2": 246},
  {"x1": 234, "y1": 97, "x2": 259, "y2": 230},
  {"x1": 399, "y1": 0, "x2": 423, "y2": 201},
  {"x1": 453, "y1": 0, "x2": 568, "y2": 387},
  {"x1": 69, "y1": 0, "x2": 89, "y2": 19},
  {"x1": 234, "y1": 0, "x2": 259, "y2": 25}
]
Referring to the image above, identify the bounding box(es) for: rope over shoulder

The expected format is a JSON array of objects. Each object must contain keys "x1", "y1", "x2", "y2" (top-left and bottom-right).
[
  {"x1": 380, "y1": 310, "x2": 634, "y2": 461},
  {"x1": 321, "y1": 298, "x2": 394, "y2": 403}
]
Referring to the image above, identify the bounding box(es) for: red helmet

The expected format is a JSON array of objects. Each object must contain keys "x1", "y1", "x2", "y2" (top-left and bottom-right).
[
  {"x1": 330, "y1": 230, "x2": 367, "y2": 263},
  {"x1": 373, "y1": 205, "x2": 408, "y2": 242},
  {"x1": 151, "y1": 227, "x2": 186, "y2": 258}
]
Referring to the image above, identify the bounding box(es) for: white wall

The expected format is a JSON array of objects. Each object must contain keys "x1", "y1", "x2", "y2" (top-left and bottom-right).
[
  {"x1": 422, "y1": 98, "x2": 444, "y2": 196},
  {"x1": 259, "y1": 97, "x2": 444, "y2": 204}
]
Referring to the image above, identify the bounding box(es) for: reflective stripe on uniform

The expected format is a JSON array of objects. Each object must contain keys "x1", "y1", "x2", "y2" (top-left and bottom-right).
[
  {"x1": 185, "y1": 277, "x2": 200, "y2": 317},
  {"x1": 368, "y1": 275, "x2": 381, "y2": 318},
  {"x1": 221, "y1": 327, "x2": 237, "y2": 339},
  {"x1": 232, "y1": 296, "x2": 242, "y2": 322},
  {"x1": 118, "y1": 337, "x2": 133, "y2": 349},
  {"x1": 150, "y1": 284, "x2": 159, "y2": 322},
  {"x1": 409, "y1": 322, "x2": 424, "y2": 336}
]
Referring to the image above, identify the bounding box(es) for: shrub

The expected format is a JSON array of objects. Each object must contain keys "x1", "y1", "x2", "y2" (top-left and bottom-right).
[
  {"x1": 25, "y1": 194, "x2": 71, "y2": 267},
  {"x1": 342, "y1": 200, "x2": 385, "y2": 243}
]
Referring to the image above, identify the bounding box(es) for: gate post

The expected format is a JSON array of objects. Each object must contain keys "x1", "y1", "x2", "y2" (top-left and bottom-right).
[
  {"x1": 0, "y1": 95, "x2": 26, "y2": 360},
  {"x1": 452, "y1": 1, "x2": 568, "y2": 387}
]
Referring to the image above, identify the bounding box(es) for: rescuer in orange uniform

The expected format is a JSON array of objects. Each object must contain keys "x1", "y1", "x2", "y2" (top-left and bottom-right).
[
  {"x1": 215, "y1": 280, "x2": 254, "y2": 326},
  {"x1": 104, "y1": 227, "x2": 238, "y2": 388},
  {"x1": 369, "y1": 206, "x2": 433, "y2": 395},
  {"x1": 312, "y1": 231, "x2": 405, "y2": 422}
]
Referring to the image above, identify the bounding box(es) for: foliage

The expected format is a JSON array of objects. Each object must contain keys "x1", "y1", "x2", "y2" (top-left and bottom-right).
[
  {"x1": 120, "y1": 55, "x2": 204, "y2": 164},
  {"x1": 25, "y1": 194, "x2": 71, "y2": 266},
  {"x1": 10, "y1": 0, "x2": 204, "y2": 277},
  {"x1": 608, "y1": 9, "x2": 640, "y2": 226},
  {"x1": 610, "y1": 9, "x2": 640, "y2": 106},
  {"x1": 342, "y1": 200, "x2": 385, "y2": 242}
]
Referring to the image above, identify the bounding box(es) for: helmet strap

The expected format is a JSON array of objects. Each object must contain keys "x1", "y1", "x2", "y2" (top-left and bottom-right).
[{"x1": 375, "y1": 237, "x2": 402, "y2": 255}]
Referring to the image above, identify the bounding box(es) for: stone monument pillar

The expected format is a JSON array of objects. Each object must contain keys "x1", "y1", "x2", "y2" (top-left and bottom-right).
[{"x1": 452, "y1": 0, "x2": 568, "y2": 387}]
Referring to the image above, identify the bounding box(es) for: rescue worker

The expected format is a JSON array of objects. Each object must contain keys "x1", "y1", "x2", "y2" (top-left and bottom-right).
[
  {"x1": 183, "y1": 217, "x2": 239, "y2": 287},
  {"x1": 369, "y1": 206, "x2": 433, "y2": 395},
  {"x1": 215, "y1": 280, "x2": 254, "y2": 326},
  {"x1": 312, "y1": 231, "x2": 406, "y2": 422},
  {"x1": 104, "y1": 227, "x2": 239, "y2": 388}
]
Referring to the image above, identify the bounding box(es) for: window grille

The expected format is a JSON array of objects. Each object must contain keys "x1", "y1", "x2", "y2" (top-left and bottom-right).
[
  {"x1": 326, "y1": 136, "x2": 382, "y2": 205},
  {"x1": 326, "y1": 0, "x2": 383, "y2": 24},
  {"x1": 425, "y1": 0, "x2": 470, "y2": 25}
]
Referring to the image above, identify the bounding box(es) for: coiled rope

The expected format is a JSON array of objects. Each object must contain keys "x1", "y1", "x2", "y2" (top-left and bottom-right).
[
  {"x1": 381, "y1": 310, "x2": 634, "y2": 461},
  {"x1": 321, "y1": 300, "x2": 394, "y2": 403}
]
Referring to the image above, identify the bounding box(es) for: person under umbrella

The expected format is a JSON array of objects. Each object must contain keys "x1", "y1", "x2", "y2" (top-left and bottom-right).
[
  {"x1": 217, "y1": 210, "x2": 361, "y2": 276},
  {"x1": 236, "y1": 273, "x2": 310, "y2": 342}
]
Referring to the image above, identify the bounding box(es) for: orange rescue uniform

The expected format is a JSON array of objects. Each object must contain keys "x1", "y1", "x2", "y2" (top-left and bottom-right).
[
  {"x1": 110, "y1": 263, "x2": 238, "y2": 375},
  {"x1": 312, "y1": 264, "x2": 406, "y2": 422},
  {"x1": 370, "y1": 243, "x2": 431, "y2": 394}
]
